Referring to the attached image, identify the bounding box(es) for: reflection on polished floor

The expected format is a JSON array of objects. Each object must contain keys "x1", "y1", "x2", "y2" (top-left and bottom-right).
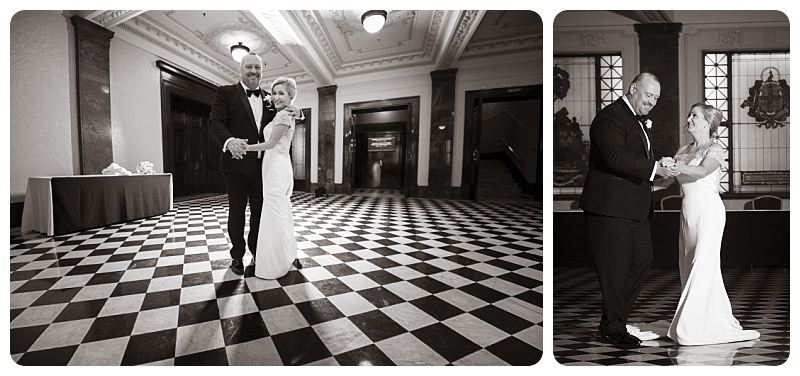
[
  {"x1": 10, "y1": 193, "x2": 542, "y2": 365},
  {"x1": 351, "y1": 189, "x2": 405, "y2": 198},
  {"x1": 553, "y1": 266, "x2": 789, "y2": 366}
]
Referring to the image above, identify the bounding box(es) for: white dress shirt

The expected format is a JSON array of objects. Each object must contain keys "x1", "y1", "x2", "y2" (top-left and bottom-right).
[
  {"x1": 223, "y1": 82, "x2": 264, "y2": 157},
  {"x1": 622, "y1": 96, "x2": 658, "y2": 181}
]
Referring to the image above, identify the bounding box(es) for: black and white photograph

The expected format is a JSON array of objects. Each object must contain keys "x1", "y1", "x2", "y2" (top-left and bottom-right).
[
  {"x1": 7, "y1": 10, "x2": 542, "y2": 366},
  {"x1": 552, "y1": 10, "x2": 790, "y2": 366}
]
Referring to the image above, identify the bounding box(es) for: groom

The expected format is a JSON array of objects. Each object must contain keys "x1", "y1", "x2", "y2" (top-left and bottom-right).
[
  {"x1": 209, "y1": 52, "x2": 298, "y2": 275},
  {"x1": 579, "y1": 73, "x2": 679, "y2": 348}
]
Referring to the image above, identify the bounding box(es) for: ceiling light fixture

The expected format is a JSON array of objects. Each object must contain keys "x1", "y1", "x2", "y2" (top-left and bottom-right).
[
  {"x1": 361, "y1": 10, "x2": 387, "y2": 33},
  {"x1": 230, "y1": 42, "x2": 250, "y2": 63}
]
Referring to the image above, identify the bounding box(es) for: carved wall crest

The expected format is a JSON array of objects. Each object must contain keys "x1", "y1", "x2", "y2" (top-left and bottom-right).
[
  {"x1": 581, "y1": 33, "x2": 606, "y2": 49},
  {"x1": 740, "y1": 68, "x2": 790, "y2": 129},
  {"x1": 717, "y1": 31, "x2": 740, "y2": 46}
]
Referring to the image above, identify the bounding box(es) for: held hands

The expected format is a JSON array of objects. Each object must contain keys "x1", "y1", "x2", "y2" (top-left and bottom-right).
[
  {"x1": 657, "y1": 157, "x2": 680, "y2": 177},
  {"x1": 228, "y1": 138, "x2": 249, "y2": 159}
]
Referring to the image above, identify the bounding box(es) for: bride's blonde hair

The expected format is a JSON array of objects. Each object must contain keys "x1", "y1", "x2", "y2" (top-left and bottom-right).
[
  {"x1": 271, "y1": 77, "x2": 297, "y2": 102},
  {"x1": 690, "y1": 103, "x2": 723, "y2": 138}
]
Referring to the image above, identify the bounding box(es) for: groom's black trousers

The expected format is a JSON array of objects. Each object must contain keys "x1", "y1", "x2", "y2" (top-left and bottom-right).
[
  {"x1": 223, "y1": 168, "x2": 263, "y2": 261},
  {"x1": 585, "y1": 212, "x2": 653, "y2": 336}
]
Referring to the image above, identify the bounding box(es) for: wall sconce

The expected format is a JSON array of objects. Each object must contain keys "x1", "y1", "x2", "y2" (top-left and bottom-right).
[
  {"x1": 230, "y1": 42, "x2": 250, "y2": 63},
  {"x1": 361, "y1": 10, "x2": 387, "y2": 33}
]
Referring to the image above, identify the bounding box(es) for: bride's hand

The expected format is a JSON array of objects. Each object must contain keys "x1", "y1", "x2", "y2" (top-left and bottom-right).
[{"x1": 659, "y1": 156, "x2": 676, "y2": 167}]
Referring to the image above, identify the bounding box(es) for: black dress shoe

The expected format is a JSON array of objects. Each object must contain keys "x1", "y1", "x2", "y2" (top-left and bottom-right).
[
  {"x1": 601, "y1": 331, "x2": 642, "y2": 349},
  {"x1": 230, "y1": 259, "x2": 244, "y2": 275}
]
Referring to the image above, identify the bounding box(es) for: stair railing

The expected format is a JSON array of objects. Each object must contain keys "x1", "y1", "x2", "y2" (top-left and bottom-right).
[{"x1": 481, "y1": 139, "x2": 525, "y2": 167}]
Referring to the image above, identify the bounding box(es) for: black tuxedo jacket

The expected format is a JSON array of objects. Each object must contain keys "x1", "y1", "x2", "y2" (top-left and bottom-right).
[
  {"x1": 579, "y1": 97, "x2": 658, "y2": 220},
  {"x1": 209, "y1": 83, "x2": 277, "y2": 175}
]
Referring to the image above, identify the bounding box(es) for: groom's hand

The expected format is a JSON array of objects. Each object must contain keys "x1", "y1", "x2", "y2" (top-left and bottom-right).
[
  {"x1": 284, "y1": 105, "x2": 304, "y2": 120},
  {"x1": 656, "y1": 163, "x2": 680, "y2": 178},
  {"x1": 228, "y1": 138, "x2": 247, "y2": 159}
]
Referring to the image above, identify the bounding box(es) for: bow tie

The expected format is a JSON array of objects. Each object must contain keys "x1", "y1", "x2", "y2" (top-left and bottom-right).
[
  {"x1": 246, "y1": 89, "x2": 260, "y2": 98},
  {"x1": 637, "y1": 115, "x2": 648, "y2": 124}
]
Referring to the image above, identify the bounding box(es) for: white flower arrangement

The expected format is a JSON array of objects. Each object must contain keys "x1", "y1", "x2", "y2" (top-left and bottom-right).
[
  {"x1": 136, "y1": 161, "x2": 156, "y2": 174},
  {"x1": 645, "y1": 119, "x2": 653, "y2": 130}
]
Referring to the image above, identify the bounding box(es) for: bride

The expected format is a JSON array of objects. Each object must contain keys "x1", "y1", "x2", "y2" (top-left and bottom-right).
[
  {"x1": 245, "y1": 77, "x2": 298, "y2": 279},
  {"x1": 652, "y1": 103, "x2": 760, "y2": 345}
]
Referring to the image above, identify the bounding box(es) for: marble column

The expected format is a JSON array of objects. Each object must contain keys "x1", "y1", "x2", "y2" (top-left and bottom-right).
[
  {"x1": 71, "y1": 16, "x2": 115, "y2": 175},
  {"x1": 634, "y1": 23, "x2": 682, "y2": 200},
  {"x1": 427, "y1": 68, "x2": 457, "y2": 198},
  {"x1": 316, "y1": 85, "x2": 337, "y2": 193}
]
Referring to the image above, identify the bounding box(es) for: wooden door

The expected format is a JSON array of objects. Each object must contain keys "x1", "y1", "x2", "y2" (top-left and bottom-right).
[{"x1": 169, "y1": 95, "x2": 217, "y2": 197}]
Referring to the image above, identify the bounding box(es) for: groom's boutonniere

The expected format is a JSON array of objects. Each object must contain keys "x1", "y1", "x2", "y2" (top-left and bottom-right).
[{"x1": 645, "y1": 119, "x2": 653, "y2": 130}]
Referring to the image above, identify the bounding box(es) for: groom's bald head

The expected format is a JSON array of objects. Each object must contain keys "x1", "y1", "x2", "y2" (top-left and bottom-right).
[{"x1": 627, "y1": 73, "x2": 661, "y2": 116}]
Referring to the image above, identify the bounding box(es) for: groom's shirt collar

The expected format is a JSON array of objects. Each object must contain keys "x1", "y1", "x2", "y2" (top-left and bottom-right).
[
  {"x1": 622, "y1": 95, "x2": 637, "y2": 117},
  {"x1": 240, "y1": 81, "x2": 258, "y2": 94}
]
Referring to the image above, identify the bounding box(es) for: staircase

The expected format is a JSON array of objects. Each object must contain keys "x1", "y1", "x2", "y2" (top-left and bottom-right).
[{"x1": 477, "y1": 158, "x2": 528, "y2": 201}]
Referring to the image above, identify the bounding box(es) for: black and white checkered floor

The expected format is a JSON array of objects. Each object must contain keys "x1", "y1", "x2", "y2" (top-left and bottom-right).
[
  {"x1": 10, "y1": 193, "x2": 542, "y2": 366},
  {"x1": 553, "y1": 266, "x2": 789, "y2": 366}
]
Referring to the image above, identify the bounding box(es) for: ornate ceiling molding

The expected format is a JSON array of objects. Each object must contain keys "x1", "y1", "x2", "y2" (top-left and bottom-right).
[
  {"x1": 460, "y1": 45, "x2": 540, "y2": 62},
  {"x1": 88, "y1": 10, "x2": 145, "y2": 28},
  {"x1": 423, "y1": 10, "x2": 445, "y2": 59},
  {"x1": 302, "y1": 10, "x2": 343, "y2": 71},
  {"x1": 337, "y1": 60, "x2": 433, "y2": 78},
  {"x1": 252, "y1": 10, "x2": 334, "y2": 85},
  {"x1": 634, "y1": 10, "x2": 673, "y2": 23},
  {"x1": 101, "y1": 10, "x2": 538, "y2": 86},
  {"x1": 437, "y1": 10, "x2": 484, "y2": 69},
  {"x1": 464, "y1": 35, "x2": 541, "y2": 53},
  {"x1": 121, "y1": 16, "x2": 239, "y2": 80},
  {"x1": 330, "y1": 10, "x2": 417, "y2": 37},
  {"x1": 303, "y1": 10, "x2": 445, "y2": 76}
]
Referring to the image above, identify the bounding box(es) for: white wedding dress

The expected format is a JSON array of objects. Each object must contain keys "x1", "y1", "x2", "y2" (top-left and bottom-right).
[
  {"x1": 255, "y1": 110, "x2": 297, "y2": 279},
  {"x1": 666, "y1": 144, "x2": 760, "y2": 345}
]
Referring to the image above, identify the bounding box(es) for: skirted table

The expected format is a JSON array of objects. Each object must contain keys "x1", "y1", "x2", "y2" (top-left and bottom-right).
[{"x1": 21, "y1": 173, "x2": 173, "y2": 236}]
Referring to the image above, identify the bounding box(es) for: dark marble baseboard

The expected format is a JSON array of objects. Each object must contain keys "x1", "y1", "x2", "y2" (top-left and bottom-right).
[{"x1": 10, "y1": 202, "x2": 23, "y2": 228}]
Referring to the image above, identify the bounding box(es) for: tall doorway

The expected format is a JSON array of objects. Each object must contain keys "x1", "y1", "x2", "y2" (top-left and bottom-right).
[
  {"x1": 462, "y1": 85, "x2": 543, "y2": 201},
  {"x1": 290, "y1": 108, "x2": 312, "y2": 193},
  {"x1": 343, "y1": 97, "x2": 420, "y2": 197},
  {"x1": 168, "y1": 95, "x2": 221, "y2": 196},
  {"x1": 353, "y1": 107, "x2": 407, "y2": 191},
  {"x1": 158, "y1": 61, "x2": 224, "y2": 197}
]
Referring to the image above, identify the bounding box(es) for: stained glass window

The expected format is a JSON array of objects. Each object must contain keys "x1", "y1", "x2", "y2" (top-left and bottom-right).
[
  {"x1": 553, "y1": 54, "x2": 623, "y2": 195},
  {"x1": 703, "y1": 52, "x2": 790, "y2": 194}
]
